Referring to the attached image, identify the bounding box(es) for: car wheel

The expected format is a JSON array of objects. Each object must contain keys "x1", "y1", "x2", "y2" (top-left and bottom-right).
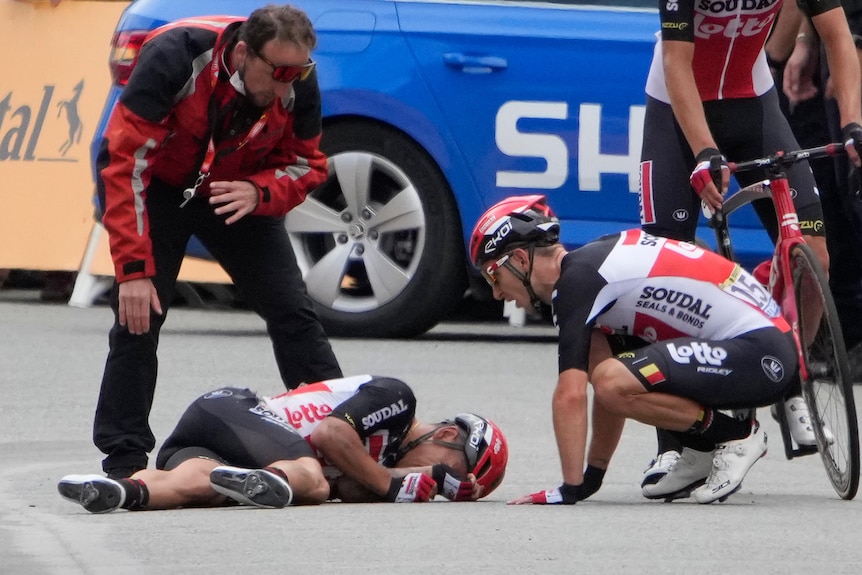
[{"x1": 285, "y1": 120, "x2": 467, "y2": 338}]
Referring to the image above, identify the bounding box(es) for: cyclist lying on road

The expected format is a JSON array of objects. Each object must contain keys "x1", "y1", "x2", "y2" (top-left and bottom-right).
[
  {"x1": 58, "y1": 375, "x2": 508, "y2": 512},
  {"x1": 470, "y1": 195, "x2": 797, "y2": 505}
]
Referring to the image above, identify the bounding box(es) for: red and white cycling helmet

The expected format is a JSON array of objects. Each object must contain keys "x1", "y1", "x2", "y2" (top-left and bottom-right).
[
  {"x1": 452, "y1": 413, "x2": 509, "y2": 497},
  {"x1": 468, "y1": 194, "x2": 560, "y2": 268}
]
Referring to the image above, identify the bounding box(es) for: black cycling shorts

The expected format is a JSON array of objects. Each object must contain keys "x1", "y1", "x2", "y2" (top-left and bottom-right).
[
  {"x1": 640, "y1": 88, "x2": 825, "y2": 242},
  {"x1": 613, "y1": 327, "x2": 797, "y2": 409},
  {"x1": 155, "y1": 387, "x2": 314, "y2": 470}
]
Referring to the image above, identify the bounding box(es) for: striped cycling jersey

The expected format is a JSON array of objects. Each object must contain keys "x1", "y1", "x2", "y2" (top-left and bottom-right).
[
  {"x1": 263, "y1": 375, "x2": 416, "y2": 479},
  {"x1": 646, "y1": 0, "x2": 840, "y2": 102},
  {"x1": 553, "y1": 229, "x2": 790, "y2": 373}
]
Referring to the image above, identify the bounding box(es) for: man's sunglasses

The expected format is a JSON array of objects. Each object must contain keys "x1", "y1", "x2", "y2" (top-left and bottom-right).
[
  {"x1": 250, "y1": 47, "x2": 315, "y2": 83},
  {"x1": 480, "y1": 254, "x2": 511, "y2": 287}
]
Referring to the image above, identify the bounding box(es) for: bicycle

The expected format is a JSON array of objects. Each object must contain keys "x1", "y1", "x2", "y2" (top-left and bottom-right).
[{"x1": 706, "y1": 143, "x2": 860, "y2": 500}]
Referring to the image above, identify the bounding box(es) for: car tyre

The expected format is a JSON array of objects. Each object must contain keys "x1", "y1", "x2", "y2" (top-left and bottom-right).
[{"x1": 285, "y1": 120, "x2": 467, "y2": 338}]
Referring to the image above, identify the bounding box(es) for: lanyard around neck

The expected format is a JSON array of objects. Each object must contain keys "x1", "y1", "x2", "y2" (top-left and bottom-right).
[{"x1": 182, "y1": 49, "x2": 269, "y2": 207}]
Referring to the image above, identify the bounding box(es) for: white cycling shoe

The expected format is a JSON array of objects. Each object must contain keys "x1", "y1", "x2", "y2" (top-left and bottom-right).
[
  {"x1": 642, "y1": 447, "x2": 714, "y2": 501},
  {"x1": 693, "y1": 421, "x2": 767, "y2": 504},
  {"x1": 772, "y1": 395, "x2": 834, "y2": 446},
  {"x1": 640, "y1": 450, "x2": 680, "y2": 490}
]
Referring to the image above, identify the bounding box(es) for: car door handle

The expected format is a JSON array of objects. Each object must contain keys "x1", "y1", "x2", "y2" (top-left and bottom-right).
[{"x1": 443, "y1": 53, "x2": 508, "y2": 74}]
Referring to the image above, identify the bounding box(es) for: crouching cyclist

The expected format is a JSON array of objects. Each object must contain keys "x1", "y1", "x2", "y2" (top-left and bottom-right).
[
  {"x1": 469, "y1": 195, "x2": 796, "y2": 505},
  {"x1": 58, "y1": 375, "x2": 508, "y2": 512}
]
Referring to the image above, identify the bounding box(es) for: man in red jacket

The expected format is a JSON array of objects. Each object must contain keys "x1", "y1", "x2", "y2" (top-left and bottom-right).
[{"x1": 94, "y1": 4, "x2": 342, "y2": 480}]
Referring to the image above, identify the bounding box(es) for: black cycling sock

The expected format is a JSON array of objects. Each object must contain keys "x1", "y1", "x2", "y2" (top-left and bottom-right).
[
  {"x1": 694, "y1": 410, "x2": 751, "y2": 444},
  {"x1": 670, "y1": 430, "x2": 715, "y2": 452},
  {"x1": 655, "y1": 427, "x2": 684, "y2": 454},
  {"x1": 117, "y1": 478, "x2": 149, "y2": 510},
  {"x1": 687, "y1": 407, "x2": 715, "y2": 434}
]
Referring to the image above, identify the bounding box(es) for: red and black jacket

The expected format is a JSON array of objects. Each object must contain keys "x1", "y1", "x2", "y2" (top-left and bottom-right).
[{"x1": 97, "y1": 17, "x2": 327, "y2": 282}]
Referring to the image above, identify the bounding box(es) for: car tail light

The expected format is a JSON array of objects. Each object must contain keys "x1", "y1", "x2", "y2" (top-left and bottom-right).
[{"x1": 110, "y1": 30, "x2": 149, "y2": 86}]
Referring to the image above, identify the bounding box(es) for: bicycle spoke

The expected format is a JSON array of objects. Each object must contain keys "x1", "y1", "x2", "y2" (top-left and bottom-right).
[{"x1": 793, "y1": 243, "x2": 860, "y2": 499}]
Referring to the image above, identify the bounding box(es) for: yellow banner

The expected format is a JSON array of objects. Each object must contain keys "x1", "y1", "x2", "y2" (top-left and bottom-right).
[{"x1": 0, "y1": 0, "x2": 231, "y2": 284}]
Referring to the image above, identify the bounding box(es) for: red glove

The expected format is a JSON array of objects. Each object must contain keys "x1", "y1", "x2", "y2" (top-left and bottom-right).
[
  {"x1": 690, "y1": 148, "x2": 729, "y2": 220},
  {"x1": 690, "y1": 160, "x2": 713, "y2": 197},
  {"x1": 432, "y1": 464, "x2": 474, "y2": 501},
  {"x1": 386, "y1": 473, "x2": 437, "y2": 503}
]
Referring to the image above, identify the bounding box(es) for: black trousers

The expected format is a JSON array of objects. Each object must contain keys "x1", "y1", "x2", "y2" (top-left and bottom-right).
[{"x1": 93, "y1": 180, "x2": 342, "y2": 472}]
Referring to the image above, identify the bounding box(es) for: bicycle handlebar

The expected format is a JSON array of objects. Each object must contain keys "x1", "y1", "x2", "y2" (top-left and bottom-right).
[
  {"x1": 728, "y1": 142, "x2": 846, "y2": 174},
  {"x1": 708, "y1": 142, "x2": 847, "y2": 231}
]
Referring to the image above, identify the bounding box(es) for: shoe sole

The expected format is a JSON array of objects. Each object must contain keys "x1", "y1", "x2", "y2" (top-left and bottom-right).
[
  {"x1": 643, "y1": 477, "x2": 708, "y2": 502},
  {"x1": 57, "y1": 475, "x2": 124, "y2": 514},
  {"x1": 695, "y1": 483, "x2": 743, "y2": 504},
  {"x1": 210, "y1": 467, "x2": 293, "y2": 509},
  {"x1": 717, "y1": 484, "x2": 741, "y2": 503}
]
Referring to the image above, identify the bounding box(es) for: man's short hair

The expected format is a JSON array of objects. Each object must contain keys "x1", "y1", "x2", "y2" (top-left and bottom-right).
[{"x1": 240, "y1": 4, "x2": 317, "y2": 53}]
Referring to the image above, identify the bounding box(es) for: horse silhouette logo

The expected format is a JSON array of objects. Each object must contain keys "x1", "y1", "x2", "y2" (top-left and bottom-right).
[{"x1": 57, "y1": 80, "x2": 84, "y2": 156}]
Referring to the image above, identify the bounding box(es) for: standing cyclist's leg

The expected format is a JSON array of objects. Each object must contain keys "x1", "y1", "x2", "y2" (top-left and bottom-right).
[{"x1": 639, "y1": 96, "x2": 701, "y2": 241}]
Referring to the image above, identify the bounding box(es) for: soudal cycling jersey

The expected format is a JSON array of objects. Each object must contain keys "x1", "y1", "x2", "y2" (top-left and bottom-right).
[
  {"x1": 553, "y1": 229, "x2": 790, "y2": 373},
  {"x1": 155, "y1": 375, "x2": 417, "y2": 482},
  {"x1": 264, "y1": 375, "x2": 416, "y2": 478},
  {"x1": 647, "y1": 0, "x2": 842, "y2": 102}
]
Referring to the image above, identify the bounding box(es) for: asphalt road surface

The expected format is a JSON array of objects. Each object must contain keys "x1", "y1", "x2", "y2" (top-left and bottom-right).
[{"x1": 2, "y1": 294, "x2": 861, "y2": 574}]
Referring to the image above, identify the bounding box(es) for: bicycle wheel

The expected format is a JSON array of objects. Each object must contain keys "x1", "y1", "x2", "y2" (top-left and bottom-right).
[{"x1": 792, "y1": 242, "x2": 860, "y2": 499}]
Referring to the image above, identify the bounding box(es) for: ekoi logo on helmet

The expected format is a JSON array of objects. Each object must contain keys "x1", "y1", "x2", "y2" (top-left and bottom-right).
[
  {"x1": 453, "y1": 413, "x2": 508, "y2": 497},
  {"x1": 466, "y1": 418, "x2": 488, "y2": 451},
  {"x1": 483, "y1": 220, "x2": 513, "y2": 255},
  {"x1": 469, "y1": 194, "x2": 558, "y2": 267}
]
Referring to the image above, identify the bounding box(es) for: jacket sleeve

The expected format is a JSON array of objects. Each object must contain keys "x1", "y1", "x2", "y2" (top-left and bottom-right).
[
  {"x1": 98, "y1": 36, "x2": 188, "y2": 282},
  {"x1": 99, "y1": 103, "x2": 172, "y2": 282},
  {"x1": 246, "y1": 70, "x2": 328, "y2": 217}
]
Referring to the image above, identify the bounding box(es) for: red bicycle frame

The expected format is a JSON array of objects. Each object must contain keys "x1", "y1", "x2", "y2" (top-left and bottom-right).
[{"x1": 721, "y1": 142, "x2": 846, "y2": 383}]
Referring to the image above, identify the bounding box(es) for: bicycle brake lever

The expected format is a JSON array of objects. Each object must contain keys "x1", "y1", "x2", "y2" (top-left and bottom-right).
[
  {"x1": 705, "y1": 203, "x2": 725, "y2": 227},
  {"x1": 703, "y1": 200, "x2": 717, "y2": 222}
]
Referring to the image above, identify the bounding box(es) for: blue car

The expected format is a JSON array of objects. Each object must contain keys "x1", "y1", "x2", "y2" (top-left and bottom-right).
[{"x1": 93, "y1": 0, "x2": 773, "y2": 337}]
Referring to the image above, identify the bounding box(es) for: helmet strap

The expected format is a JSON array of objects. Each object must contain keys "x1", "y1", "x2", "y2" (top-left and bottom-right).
[
  {"x1": 395, "y1": 426, "x2": 440, "y2": 461},
  {"x1": 396, "y1": 424, "x2": 465, "y2": 458},
  {"x1": 394, "y1": 424, "x2": 469, "y2": 470},
  {"x1": 502, "y1": 245, "x2": 543, "y2": 313}
]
